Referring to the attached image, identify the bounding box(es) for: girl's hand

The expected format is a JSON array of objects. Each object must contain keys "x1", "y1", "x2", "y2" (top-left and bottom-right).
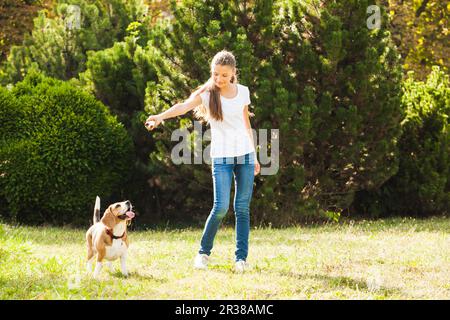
[
  {"x1": 254, "y1": 160, "x2": 260, "y2": 176},
  {"x1": 145, "y1": 115, "x2": 163, "y2": 131}
]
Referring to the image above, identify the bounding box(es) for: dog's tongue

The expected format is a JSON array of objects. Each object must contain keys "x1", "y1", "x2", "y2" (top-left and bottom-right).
[{"x1": 125, "y1": 211, "x2": 135, "y2": 219}]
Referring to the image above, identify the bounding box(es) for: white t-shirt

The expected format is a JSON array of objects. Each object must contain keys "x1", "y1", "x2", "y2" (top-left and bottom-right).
[{"x1": 200, "y1": 83, "x2": 256, "y2": 159}]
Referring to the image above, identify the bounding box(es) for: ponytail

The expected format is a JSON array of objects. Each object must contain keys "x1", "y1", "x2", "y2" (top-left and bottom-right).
[
  {"x1": 193, "y1": 72, "x2": 239, "y2": 123},
  {"x1": 192, "y1": 50, "x2": 239, "y2": 123}
]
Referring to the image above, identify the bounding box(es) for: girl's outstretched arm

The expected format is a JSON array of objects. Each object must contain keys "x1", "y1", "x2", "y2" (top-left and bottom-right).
[{"x1": 145, "y1": 94, "x2": 202, "y2": 130}]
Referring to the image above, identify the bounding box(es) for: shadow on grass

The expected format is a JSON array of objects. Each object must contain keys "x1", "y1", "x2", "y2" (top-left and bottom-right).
[
  {"x1": 208, "y1": 263, "x2": 233, "y2": 273},
  {"x1": 109, "y1": 270, "x2": 168, "y2": 283},
  {"x1": 276, "y1": 270, "x2": 403, "y2": 297}
]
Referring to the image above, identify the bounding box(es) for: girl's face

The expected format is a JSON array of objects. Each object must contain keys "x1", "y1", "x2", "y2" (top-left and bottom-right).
[{"x1": 211, "y1": 64, "x2": 235, "y2": 88}]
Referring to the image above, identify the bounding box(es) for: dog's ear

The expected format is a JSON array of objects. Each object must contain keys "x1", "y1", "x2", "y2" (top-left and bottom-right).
[{"x1": 101, "y1": 206, "x2": 115, "y2": 229}]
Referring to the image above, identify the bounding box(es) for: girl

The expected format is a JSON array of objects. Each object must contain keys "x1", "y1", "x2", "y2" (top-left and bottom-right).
[{"x1": 145, "y1": 50, "x2": 260, "y2": 273}]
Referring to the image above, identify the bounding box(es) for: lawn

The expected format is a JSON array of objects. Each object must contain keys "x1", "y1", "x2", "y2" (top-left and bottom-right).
[{"x1": 0, "y1": 216, "x2": 449, "y2": 299}]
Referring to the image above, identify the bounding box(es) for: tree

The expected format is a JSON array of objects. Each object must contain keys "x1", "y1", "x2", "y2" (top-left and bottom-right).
[
  {"x1": 387, "y1": 0, "x2": 449, "y2": 80},
  {"x1": 353, "y1": 66, "x2": 450, "y2": 217},
  {"x1": 79, "y1": 32, "x2": 157, "y2": 124},
  {"x1": 0, "y1": 0, "x2": 53, "y2": 63},
  {"x1": 142, "y1": 0, "x2": 403, "y2": 224},
  {"x1": 0, "y1": 0, "x2": 149, "y2": 84}
]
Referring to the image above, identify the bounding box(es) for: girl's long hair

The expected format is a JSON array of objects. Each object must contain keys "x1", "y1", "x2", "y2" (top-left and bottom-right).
[{"x1": 192, "y1": 50, "x2": 238, "y2": 123}]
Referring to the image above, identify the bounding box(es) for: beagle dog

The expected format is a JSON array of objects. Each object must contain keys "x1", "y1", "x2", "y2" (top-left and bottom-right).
[{"x1": 86, "y1": 196, "x2": 135, "y2": 279}]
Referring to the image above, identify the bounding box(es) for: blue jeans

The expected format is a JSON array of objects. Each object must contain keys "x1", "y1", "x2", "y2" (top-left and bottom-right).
[{"x1": 199, "y1": 151, "x2": 255, "y2": 262}]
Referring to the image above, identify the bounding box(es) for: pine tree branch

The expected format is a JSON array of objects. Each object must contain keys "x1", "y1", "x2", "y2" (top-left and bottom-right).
[{"x1": 415, "y1": 0, "x2": 429, "y2": 18}]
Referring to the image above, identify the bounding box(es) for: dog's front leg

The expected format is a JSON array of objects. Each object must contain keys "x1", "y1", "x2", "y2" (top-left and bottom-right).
[
  {"x1": 93, "y1": 262, "x2": 103, "y2": 279},
  {"x1": 93, "y1": 250, "x2": 105, "y2": 279},
  {"x1": 86, "y1": 258, "x2": 94, "y2": 273},
  {"x1": 120, "y1": 252, "x2": 128, "y2": 277},
  {"x1": 86, "y1": 242, "x2": 95, "y2": 273}
]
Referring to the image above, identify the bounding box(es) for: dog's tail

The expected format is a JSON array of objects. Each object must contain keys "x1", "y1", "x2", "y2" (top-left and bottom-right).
[{"x1": 93, "y1": 196, "x2": 101, "y2": 224}]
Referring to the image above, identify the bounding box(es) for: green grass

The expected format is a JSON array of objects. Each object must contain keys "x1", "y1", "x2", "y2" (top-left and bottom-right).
[{"x1": 0, "y1": 216, "x2": 449, "y2": 299}]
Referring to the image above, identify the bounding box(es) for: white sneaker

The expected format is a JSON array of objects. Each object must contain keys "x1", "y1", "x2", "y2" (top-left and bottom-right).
[
  {"x1": 194, "y1": 254, "x2": 209, "y2": 269},
  {"x1": 235, "y1": 260, "x2": 248, "y2": 273}
]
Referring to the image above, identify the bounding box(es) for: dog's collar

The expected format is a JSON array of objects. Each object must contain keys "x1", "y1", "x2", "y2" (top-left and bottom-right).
[{"x1": 106, "y1": 228, "x2": 125, "y2": 240}]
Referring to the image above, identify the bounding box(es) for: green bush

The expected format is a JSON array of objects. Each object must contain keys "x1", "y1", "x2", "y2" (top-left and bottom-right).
[
  {"x1": 80, "y1": 35, "x2": 158, "y2": 124},
  {"x1": 0, "y1": 73, "x2": 134, "y2": 225},
  {"x1": 353, "y1": 66, "x2": 450, "y2": 217}
]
